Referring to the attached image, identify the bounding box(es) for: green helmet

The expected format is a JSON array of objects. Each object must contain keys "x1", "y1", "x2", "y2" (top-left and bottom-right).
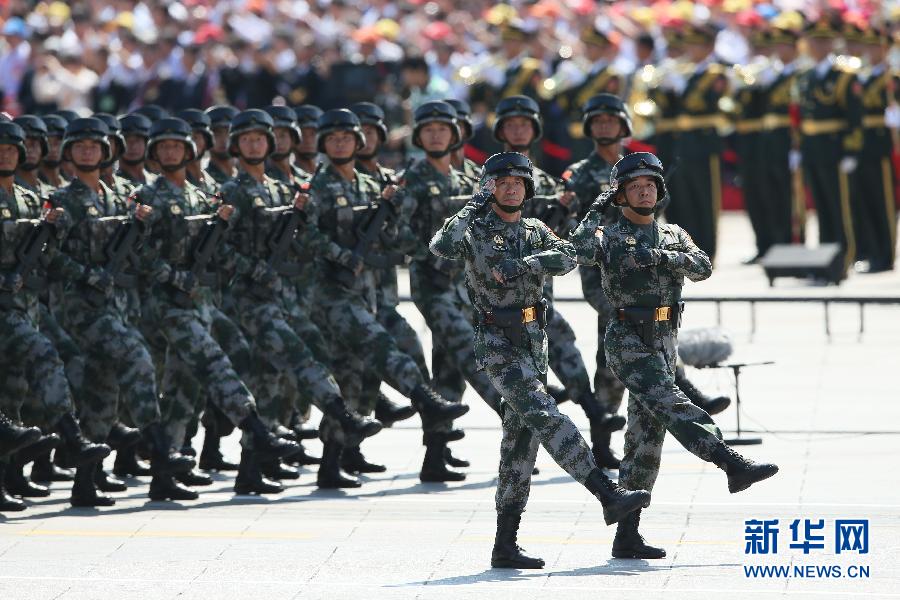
[
  {"x1": 610, "y1": 152, "x2": 666, "y2": 201},
  {"x1": 412, "y1": 101, "x2": 460, "y2": 154},
  {"x1": 263, "y1": 105, "x2": 302, "y2": 145},
  {"x1": 41, "y1": 114, "x2": 68, "y2": 138},
  {"x1": 147, "y1": 118, "x2": 197, "y2": 168},
  {"x1": 315, "y1": 109, "x2": 366, "y2": 154},
  {"x1": 481, "y1": 151, "x2": 535, "y2": 200},
  {"x1": 176, "y1": 109, "x2": 214, "y2": 151},
  {"x1": 228, "y1": 109, "x2": 276, "y2": 158},
  {"x1": 119, "y1": 113, "x2": 152, "y2": 139},
  {"x1": 133, "y1": 104, "x2": 169, "y2": 122},
  {"x1": 444, "y1": 98, "x2": 473, "y2": 143},
  {"x1": 13, "y1": 115, "x2": 49, "y2": 160},
  {"x1": 61, "y1": 117, "x2": 112, "y2": 166},
  {"x1": 492, "y1": 95, "x2": 543, "y2": 145},
  {"x1": 93, "y1": 113, "x2": 125, "y2": 166},
  {"x1": 293, "y1": 105, "x2": 324, "y2": 129},
  {"x1": 0, "y1": 121, "x2": 28, "y2": 167},
  {"x1": 349, "y1": 102, "x2": 387, "y2": 144},
  {"x1": 581, "y1": 93, "x2": 632, "y2": 140},
  {"x1": 205, "y1": 105, "x2": 239, "y2": 130}
]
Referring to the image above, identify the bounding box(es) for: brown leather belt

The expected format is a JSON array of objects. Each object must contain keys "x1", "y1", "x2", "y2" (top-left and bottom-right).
[
  {"x1": 483, "y1": 305, "x2": 539, "y2": 325},
  {"x1": 617, "y1": 306, "x2": 674, "y2": 322}
]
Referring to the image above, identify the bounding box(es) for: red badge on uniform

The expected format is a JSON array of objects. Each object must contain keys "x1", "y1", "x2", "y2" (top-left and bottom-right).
[{"x1": 562, "y1": 169, "x2": 573, "y2": 181}]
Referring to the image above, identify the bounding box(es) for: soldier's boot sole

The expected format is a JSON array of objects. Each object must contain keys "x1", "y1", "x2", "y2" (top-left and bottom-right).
[
  {"x1": 602, "y1": 490, "x2": 651, "y2": 526},
  {"x1": 727, "y1": 463, "x2": 779, "y2": 494},
  {"x1": 149, "y1": 475, "x2": 200, "y2": 501},
  {"x1": 490, "y1": 555, "x2": 545, "y2": 569}
]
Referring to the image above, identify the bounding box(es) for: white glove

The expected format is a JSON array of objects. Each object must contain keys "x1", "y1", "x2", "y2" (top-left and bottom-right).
[
  {"x1": 788, "y1": 150, "x2": 802, "y2": 173},
  {"x1": 839, "y1": 156, "x2": 858, "y2": 174},
  {"x1": 885, "y1": 105, "x2": 900, "y2": 129},
  {"x1": 660, "y1": 71, "x2": 687, "y2": 94}
]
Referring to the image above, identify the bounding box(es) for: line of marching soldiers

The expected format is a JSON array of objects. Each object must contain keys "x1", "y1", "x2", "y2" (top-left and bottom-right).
[
  {"x1": 464, "y1": 14, "x2": 897, "y2": 275},
  {"x1": 0, "y1": 83, "x2": 741, "y2": 511}
]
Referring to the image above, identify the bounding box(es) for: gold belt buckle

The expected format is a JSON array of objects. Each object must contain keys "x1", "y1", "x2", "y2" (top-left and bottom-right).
[
  {"x1": 655, "y1": 306, "x2": 671, "y2": 321},
  {"x1": 522, "y1": 306, "x2": 536, "y2": 323}
]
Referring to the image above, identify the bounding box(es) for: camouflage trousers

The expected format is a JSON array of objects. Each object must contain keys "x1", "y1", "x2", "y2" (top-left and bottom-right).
[
  {"x1": 605, "y1": 320, "x2": 724, "y2": 494},
  {"x1": 235, "y1": 291, "x2": 348, "y2": 445},
  {"x1": 38, "y1": 302, "x2": 85, "y2": 403},
  {"x1": 412, "y1": 280, "x2": 503, "y2": 422},
  {"x1": 151, "y1": 297, "x2": 255, "y2": 451},
  {"x1": 61, "y1": 297, "x2": 162, "y2": 442},
  {"x1": 486, "y1": 356, "x2": 598, "y2": 513},
  {"x1": 0, "y1": 308, "x2": 74, "y2": 428},
  {"x1": 580, "y1": 265, "x2": 626, "y2": 412}
]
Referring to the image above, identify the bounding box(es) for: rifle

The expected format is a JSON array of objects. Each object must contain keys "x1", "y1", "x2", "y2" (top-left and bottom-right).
[
  {"x1": 168, "y1": 215, "x2": 228, "y2": 308},
  {"x1": 84, "y1": 217, "x2": 144, "y2": 306},
  {"x1": 333, "y1": 198, "x2": 399, "y2": 287},
  {"x1": 265, "y1": 205, "x2": 306, "y2": 277},
  {"x1": 0, "y1": 219, "x2": 52, "y2": 310}
]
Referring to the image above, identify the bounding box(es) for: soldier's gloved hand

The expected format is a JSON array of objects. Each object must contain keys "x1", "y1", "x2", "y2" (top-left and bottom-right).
[
  {"x1": 788, "y1": 150, "x2": 802, "y2": 173},
  {"x1": 633, "y1": 247, "x2": 665, "y2": 268},
  {"x1": 250, "y1": 260, "x2": 282, "y2": 292},
  {"x1": 839, "y1": 156, "x2": 858, "y2": 174},
  {"x1": 466, "y1": 178, "x2": 496, "y2": 211},
  {"x1": 0, "y1": 273, "x2": 24, "y2": 293},
  {"x1": 492, "y1": 258, "x2": 530, "y2": 285},
  {"x1": 81, "y1": 267, "x2": 114, "y2": 296},
  {"x1": 167, "y1": 269, "x2": 196, "y2": 294},
  {"x1": 345, "y1": 252, "x2": 365, "y2": 276},
  {"x1": 590, "y1": 188, "x2": 616, "y2": 213}
]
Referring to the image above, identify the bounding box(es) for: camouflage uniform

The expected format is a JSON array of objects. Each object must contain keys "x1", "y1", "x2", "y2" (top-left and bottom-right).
[
  {"x1": 400, "y1": 159, "x2": 503, "y2": 416},
  {"x1": 430, "y1": 200, "x2": 600, "y2": 512},
  {"x1": 563, "y1": 152, "x2": 626, "y2": 411},
  {"x1": 135, "y1": 177, "x2": 256, "y2": 447},
  {"x1": 570, "y1": 208, "x2": 724, "y2": 493},
  {"x1": 47, "y1": 178, "x2": 162, "y2": 442}
]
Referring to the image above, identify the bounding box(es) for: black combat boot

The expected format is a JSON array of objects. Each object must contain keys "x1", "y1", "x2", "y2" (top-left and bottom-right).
[
  {"x1": 374, "y1": 393, "x2": 417, "y2": 427},
  {"x1": 316, "y1": 442, "x2": 361, "y2": 489},
  {"x1": 106, "y1": 422, "x2": 142, "y2": 452},
  {"x1": 198, "y1": 415, "x2": 238, "y2": 471},
  {"x1": 410, "y1": 383, "x2": 469, "y2": 427},
  {"x1": 5, "y1": 454, "x2": 50, "y2": 497},
  {"x1": 113, "y1": 446, "x2": 152, "y2": 477},
  {"x1": 711, "y1": 444, "x2": 778, "y2": 493},
  {"x1": 590, "y1": 429, "x2": 621, "y2": 470},
  {"x1": 180, "y1": 414, "x2": 200, "y2": 457},
  {"x1": 238, "y1": 411, "x2": 300, "y2": 459},
  {"x1": 546, "y1": 384, "x2": 569, "y2": 405},
  {"x1": 289, "y1": 409, "x2": 319, "y2": 440},
  {"x1": 675, "y1": 367, "x2": 731, "y2": 416},
  {"x1": 93, "y1": 462, "x2": 127, "y2": 492},
  {"x1": 0, "y1": 413, "x2": 41, "y2": 458},
  {"x1": 0, "y1": 461, "x2": 27, "y2": 512},
  {"x1": 234, "y1": 449, "x2": 283, "y2": 495},
  {"x1": 341, "y1": 445, "x2": 386, "y2": 474},
  {"x1": 175, "y1": 468, "x2": 213, "y2": 486},
  {"x1": 55, "y1": 412, "x2": 111, "y2": 468},
  {"x1": 612, "y1": 509, "x2": 666, "y2": 559},
  {"x1": 584, "y1": 468, "x2": 650, "y2": 525},
  {"x1": 491, "y1": 511, "x2": 545, "y2": 569},
  {"x1": 576, "y1": 391, "x2": 626, "y2": 433},
  {"x1": 324, "y1": 401, "x2": 382, "y2": 440},
  {"x1": 150, "y1": 472, "x2": 199, "y2": 501},
  {"x1": 70, "y1": 462, "x2": 116, "y2": 507},
  {"x1": 260, "y1": 459, "x2": 300, "y2": 480},
  {"x1": 143, "y1": 422, "x2": 195, "y2": 475},
  {"x1": 419, "y1": 434, "x2": 465, "y2": 483},
  {"x1": 30, "y1": 451, "x2": 74, "y2": 482},
  {"x1": 284, "y1": 441, "x2": 320, "y2": 466},
  {"x1": 443, "y1": 446, "x2": 470, "y2": 468}
]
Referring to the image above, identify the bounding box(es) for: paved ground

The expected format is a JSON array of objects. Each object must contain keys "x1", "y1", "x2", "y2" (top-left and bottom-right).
[{"x1": 2, "y1": 213, "x2": 898, "y2": 600}]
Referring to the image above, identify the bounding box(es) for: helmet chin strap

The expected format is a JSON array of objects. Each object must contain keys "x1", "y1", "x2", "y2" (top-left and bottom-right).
[
  {"x1": 242, "y1": 156, "x2": 267, "y2": 166},
  {"x1": 593, "y1": 136, "x2": 621, "y2": 146},
  {"x1": 21, "y1": 162, "x2": 40, "y2": 171},
  {"x1": 120, "y1": 156, "x2": 145, "y2": 166},
  {"x1": 425, "y1": 148, "x2": 451, "y2": 158},
  {"x1": 270, "y1": 151, "x2": 292, "y2": 161},
  {"x1": 507, "y1": 143, "x2": 530, "y2": 152},
  {"x1": 296, "y1": 151, "x2": 318, "y2": 160},
  {"x1": 0, "y1": 169, "x2": 16, "y2": 177},
  {"x1": 211, "y1": 150, "x2": 231, "y2": 160},
  {"x1": 625, "y1": 198, "x2": 656, "y2": 216},
  {"x1": 356, "y1": 151, "x2": 376, "y2": 160},
  {"x1": 72, "y1": 161, "x2": 102, "y2": 173}
]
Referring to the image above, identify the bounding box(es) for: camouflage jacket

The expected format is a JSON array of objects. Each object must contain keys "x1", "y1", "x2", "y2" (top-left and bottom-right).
[
  {"x1": 562, "y1": 150, "x2": 618, "y2": 223},
  {"x1": 430, "y1": 202, "x2": 576, "y2": 372},
  {"x1": 14, "y1": 174, "x2": 56, "y2": 201},
  {"x1": 188, "y1": 168, "x2": 221, "y2": 197},
  {"x1": 570, "y1": 209, "x2": 711, "y2": 309},
  {"x1": 116, "y1": 167, "x2": 156, "y2": 188},
  {"x1": 266, "y1": 162, "x2": 313, "y2": 192},
  {"x1": 206, "y1": 162, "x2": 234, "y2": 186},
  {"x1": 105, "y1": 173, "x2": 137, "y2": 213},
  {"x1": 0, "y1": 183, "x2": 48, "y2": 313}
]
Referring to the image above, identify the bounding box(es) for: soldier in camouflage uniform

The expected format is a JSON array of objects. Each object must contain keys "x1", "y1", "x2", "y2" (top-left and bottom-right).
[
  {"x1": 430, "y1": 151, "x2": 651, "y2": 569},
  {"x1": 177, "y1": 109, "x2": 220, "y2": 196},
  {"x1": 570, "y1": 152, "x2": 779, "y2": 559},
  {"x1": 205, "y1": 106, "x2": 239, "y2": 186},
  {"x1": 306, "y1": 108, "x2": 469, "y2": 486},
  {"x1": 493, "y1": 94, "x2": 627, "y2": 462},
  {"x1": 218, "y1": 109, "x2": 383, "y2": 492},
  {"x1": 397, "y1": 101, "x2": 503, "y2": 482},
  {"x1": 0, "y1": 121, "x2": 111, "y2": 509},
  {"x1": 0, "y1": 410, "x2": 42, "y2": 512},
  {"x1": 45, "y1": 117, "x2": 200, "y2": 506},
  {"x1": 117, "y1": 113, "x2": 156, "y2": 187},
  {"x1": 445, "y1": 99, "x2": 482, "y2": 180},
  {"x1": 292, "y1": 105, "x2": 324, "y2": 177},
  {"x1": 13, "y1": 116, "x2": 56, "y2": 200},
  {"x1": 38, "y1": 114, "x2": 68, "y2": 189}
]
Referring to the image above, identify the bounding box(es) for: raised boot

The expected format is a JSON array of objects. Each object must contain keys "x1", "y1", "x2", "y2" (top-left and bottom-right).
[
  {"x1": 238, "y1": 411, "x2": 300, "y2": 459},
  {"x1": 113, "y1": 446, "x2": 151, "y2": 477},
  {"x1": 443, "y1": 446, "x2": 470, "y2": 468},
  {"x1": 419, "y1": 434, "x2": 465, "y2": 483},
  {"x1": 324, "y1": 401, "x2": 382, "y2": 440},
  {"x1": 612, "y1": 509, "x2": 666, "y2": 559},
  {"x1": 284, "y1": 441, "x2": 320, "y2": 466},
  {"x1": 0, "y1": 413, "x2": 41, "y2": 458},
  {"x1": 584, "y1": 468, "x2": 650, "y2": 526},
  {"x1": 0, "y1": 461, "x2": 27, "y2": 512},
  {"x1": 374, "y1": 393, "x2": 416, "y2": 427},
  {"x1": 577, "y1": 391, "x2": 626, "y2": 433},
  {"x1": 198, "y1": 416, "x2": 238, "y2": 471},
  {"x1": 410, "y1": 383, "x2": 469, "y2": 427},
  {"x1": 590, "y1": 429, "x2": 621, "y2": 470},
  {"x1": 175, "y1": 468, "x2": 214, "y2": 486},
  {"x1": 106, "y1": 422, "x2": 142, "y2": 452},
  {"x1": 150, "y1": 472, "x2": 199, "y2": 501},
  {"x1": 30, "y1": 451, "x2": 74, "y2": 482},
  {"x1": 93, "y1": 462, "x2": 127, "y2": 492},
  {"x1": 5, "y1": 454, "x2": 50, "y2": 497},
  {"x1": 316, "y1": 442, "x2": 361, "y2": 489},
  {"x1": 260, "y1": 459, "x2": 300, "y2": 480},
  {"x1": 490, "y1": 511, "x2": 545, "y2": 569},
  {"x1": 55, "y1": 413, "x2": 111, "y2": 468},
  {"x1": 711, "y1": 444, "x2": 778, "y2": 493},
  {"x1": 234, "y1": 449, "x2": 283, "y2": 495},
  {"x1": 675, "y1": 367, "x2": 731, "y2": 416},
  {"x1": 341, "y1": 445, "x2": 386, "y2": 474},
  {"x1": 289, "y1": 409, "x2": 319, "y2": 440},
  {"x1": 143, "y1": 422, "x2": 195, "y2": 475},
  {"x1": 70, "y1": 462, "x2": 116, "y2": 507}
]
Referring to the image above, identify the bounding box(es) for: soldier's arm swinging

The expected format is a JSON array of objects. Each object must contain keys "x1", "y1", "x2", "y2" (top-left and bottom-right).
[
  {"x1": 657, "y1": 227, "x2": 713, "y2": 282},
  {"x1": 522, "y1": 222, "x2": 577, "y2": 276}
]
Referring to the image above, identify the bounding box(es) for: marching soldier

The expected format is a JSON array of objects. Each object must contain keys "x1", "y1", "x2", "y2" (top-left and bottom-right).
[
  {"x1": 445, "y1": 98, "x2": 482, "y2": 180},
  {"x1": 12, "y1": 115, "x2": 55, "y2": 199},
  {"x1": 204, "y1": 105, "x2": 239, "y2": 186},
  {"x1": 38, "y1": 114, "x2": 68, "y2": 189},
  {"x1": 176, "y1": 109, "x2": 220, "y2": 196},
  {"x1": 293, "y1": 104, "x2": 324, "y2": 176},
  {"x1": 570, "y1": 152, "x2": 778, "y2": 560},
  {"x1": 430, "y1": 151, "x2": 651, "y2": 569},
  {"x1": 117, "y1": 113, "x2": 156, "y2": 187},
  {"x1": 796, "y1": 16, "x2": 863, "y2": 277}
]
